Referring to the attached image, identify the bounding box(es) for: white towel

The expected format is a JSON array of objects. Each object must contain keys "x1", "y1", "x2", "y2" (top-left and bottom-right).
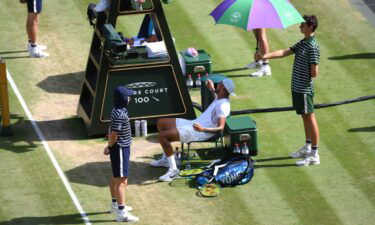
[{"x1": 145, "y1": 41, "x2": 168, "y2": 58}]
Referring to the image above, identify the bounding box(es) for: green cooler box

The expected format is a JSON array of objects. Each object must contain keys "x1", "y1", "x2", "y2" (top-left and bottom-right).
[
  {"x1": 180, "y1": 49, "x2": 212, "y2": 87},
  {"x1": 224, "y1": 116, "x2": 258, "y2": 156}
]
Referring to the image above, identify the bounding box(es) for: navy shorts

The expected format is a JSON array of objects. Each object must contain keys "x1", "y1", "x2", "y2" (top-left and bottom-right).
[
  {"x1": 110, "y1": 144, "x2": 130, "y2": 178},
  {"x1": 27, "y1": 0, "x2": 43, "y2": 13}
]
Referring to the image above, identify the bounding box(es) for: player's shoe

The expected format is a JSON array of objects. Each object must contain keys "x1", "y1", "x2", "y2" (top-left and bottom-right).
[
  {"x1": 110, "y1": 203, "x2": 133, "y2": 213},
  {"x1": 28, "y1": 46, "x2": 49, "y2": 58},
  {"x1": 150, "y1": 152, "x2": 181, "y2": 168},
  {"x1": 250, "y1": 65, "x2": 271, "y2": 77},
  {"x1": 159, "y1": 169, "x2": 180, "y2": 182},
  {"x1": 296, "y1": 154, "x2": 320, "y2": 166},
  {"x1": 116, "y1": 210, "x2": 139, "y2": 222},
  {"x1": 94, "y1": 0, "x2": 109, "y2": 12},
  {"x1": 290, "y1": 145, "x2": 311, "y2": 158},
  {"x1": 27, "y1": 43, "x2": 47, "y2": 51},
  {"x1": 245, "y1": 60, "x2": 262, "y2": 69}
]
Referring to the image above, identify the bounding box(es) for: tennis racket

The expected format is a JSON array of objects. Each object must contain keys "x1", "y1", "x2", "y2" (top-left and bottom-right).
[
  {"x1": 199, "y1": 182, "x2": 221, "y2": 197},
  {"x1": 179, "y1": 168, "x2": 205, "y2": 177}
]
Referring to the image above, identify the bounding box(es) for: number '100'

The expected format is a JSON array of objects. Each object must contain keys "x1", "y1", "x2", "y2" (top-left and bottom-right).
[{"x1": 134, "y1": 97, "x2": 150, "y2": 103}]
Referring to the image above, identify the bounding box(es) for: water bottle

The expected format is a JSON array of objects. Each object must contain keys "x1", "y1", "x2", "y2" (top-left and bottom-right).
[
  {"x1": 195, "y1": 74, "x2": 202, "y2": 88},
  {"x1": 186, "y1": 74, "x2": 193, "y2": 90},
  {"x1": 174, "y1": 146, "x2": 181, "y2": 159},
  {"x1": 233, "y1": 143, "x2": 241, "y2": 154},
  {"x1": 241, "y1": 142, "x2": 249, "y2": 155}
]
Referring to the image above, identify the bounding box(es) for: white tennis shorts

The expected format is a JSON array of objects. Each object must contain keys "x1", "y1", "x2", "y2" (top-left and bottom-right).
[{"x1": 176, "y1": 118, "x2": 214, "y2": 143}]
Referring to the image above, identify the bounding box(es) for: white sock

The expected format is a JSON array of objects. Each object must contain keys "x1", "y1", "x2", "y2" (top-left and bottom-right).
[{"x1": 167, "y1": 155, "x2": 177, "y2": 170}]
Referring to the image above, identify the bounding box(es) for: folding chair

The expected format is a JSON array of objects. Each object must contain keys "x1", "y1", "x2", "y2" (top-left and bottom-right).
[{"x1": 180, "y1": 131, "x2": 224, "y2": 169}]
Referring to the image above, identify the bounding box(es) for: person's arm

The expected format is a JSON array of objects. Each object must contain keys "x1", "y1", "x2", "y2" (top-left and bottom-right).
[
  {"x1": 205, "y1": 79, "x2": 217, "y2": 99},
  {"x1": 193, "y1": 117, "x2": 226, "y2": 134},
  {"x1": 104, "y1": 131, "x2": 118, "y2": 155},
  {"x1": 256, "y1": 48, "x2": 293, "y2": 61},
  {"x1": 19, "y1": 0, "x2": 27, "y2": 3},
  {"x1": 311, "y1": 64, "x2": 319, "y2": 78}
]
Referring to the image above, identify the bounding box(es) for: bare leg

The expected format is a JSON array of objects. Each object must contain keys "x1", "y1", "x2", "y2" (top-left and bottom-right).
[
  {"x1": 114, "y1": 177, "x2": 128, "y2": 206},
  {"x1": 27, "y1": 13, "x2": 39, "y2": 43},
  {"x1": 158, "y1": 128, "x2": 180, "y2": 157},
  {"x1": 157, "y1": 118, "x2": 176, "y2": 132},
  {"x1": 109, "y1": 178, "x2": 116, "y2": 199},
  {"x1": 253, "y1": 28, "x2": 269, "y2": 62},
  {"x1": 301, "y1": 113, "x2": 319, "y2": 146}
]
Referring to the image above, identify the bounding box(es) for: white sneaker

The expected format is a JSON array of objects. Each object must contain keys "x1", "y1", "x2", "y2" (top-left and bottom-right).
[
  {"x1": 250, "y1": 65, "x2": 271, "y2": 77},
  {"x1": 296, "y1": 154, "x2": 320, "y2": 166},
  {"x1": 116, "y1": 210, "x2": 139, "y2": 222},
  {"x1": 290, "y1": 145, "x2": 311, "y2": 158},
  {"x1": 245, "y1": 60, "x2": 262, "y2": 69},
  {"x1": 27, "y1": 43, "x2": 47, "y2": 51},
  {"x1": 150, "y1": 152, "x2": 181, "y2": 168},
  {"x1": 28, "y1": 46, "x2": 49, "y2": 58},
  {"x1": 94, "y1": 0, "x2": 109, "y2": 12},
  {"x1": 159, "y1": 168, "x2": 180, "y2": 182},
  {"x1": 110, "y1": 203, "x2": 133, "y2": 213}
]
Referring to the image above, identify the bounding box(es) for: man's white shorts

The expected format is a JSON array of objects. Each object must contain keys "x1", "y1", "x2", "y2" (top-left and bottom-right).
[{"x1": 176, "y1": 118, "x2": 214, "y2": 143}]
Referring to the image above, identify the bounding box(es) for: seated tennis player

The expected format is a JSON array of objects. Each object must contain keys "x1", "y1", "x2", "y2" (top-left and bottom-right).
[{"x1": 151, "y1": 78, "x2": 236, "y2": 182}]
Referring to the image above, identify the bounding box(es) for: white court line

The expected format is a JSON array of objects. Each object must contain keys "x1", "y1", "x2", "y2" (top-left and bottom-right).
[{"x1": 6, "y1": 70, "x2": 91, "y2": 225}]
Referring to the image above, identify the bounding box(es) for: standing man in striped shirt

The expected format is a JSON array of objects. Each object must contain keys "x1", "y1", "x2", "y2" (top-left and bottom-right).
[
  {"x1": 255, "y1": 15, "x2": 320, "y2": 166},
  {"x1": 103, "y1": 86, "x2": 139, "y2": 222},
  {"x1": 19, "y1": 0, "x2": 49, "y2": 58}
]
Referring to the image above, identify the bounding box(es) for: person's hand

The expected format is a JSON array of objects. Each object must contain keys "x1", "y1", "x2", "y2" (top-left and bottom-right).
[
  {"x1": 193, "y1": 123, "x2": 205, "y2": 132},
  {"x1": 19, "y1": 0, "x2": 27, "y2": 4},
  {"x1": 103, "y1": 147, "x2": 110, "y2": 155},
  {"x1": 205, "y1": 79, "x2": 215, "y2": 92}
]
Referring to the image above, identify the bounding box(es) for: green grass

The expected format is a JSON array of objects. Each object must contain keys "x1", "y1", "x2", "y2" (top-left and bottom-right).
[{"x1": 1, "y1": 0, "x2": 375, "y2": 224}]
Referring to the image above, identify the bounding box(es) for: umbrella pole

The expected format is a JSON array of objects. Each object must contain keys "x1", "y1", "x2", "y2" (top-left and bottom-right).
[{"x1": 256, "y1": 29, "x2": 259, "y2": 53}]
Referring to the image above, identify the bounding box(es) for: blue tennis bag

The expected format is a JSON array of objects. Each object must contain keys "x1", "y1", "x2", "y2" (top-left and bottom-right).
[{"x1": 197, "y1": 154, "x2": 255, "y2": 187}]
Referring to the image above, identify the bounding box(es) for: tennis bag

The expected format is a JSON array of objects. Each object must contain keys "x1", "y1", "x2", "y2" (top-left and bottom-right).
[{"x1": 197, "y1": 154, "x2": 255, "y2": 187}]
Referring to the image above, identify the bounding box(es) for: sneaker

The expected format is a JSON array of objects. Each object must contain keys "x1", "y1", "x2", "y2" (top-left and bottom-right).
[
  {"x1": 150, "y1": 152, "x2": 181, "y2": 168},
  {"x1": 245, "y1": 60, "x2": 262, "y2": 69},
  {"x1": 28, "y1": 46, "x2": 49, "y2": 58},
  {"x1": 110, "y1": 203, "x2": 133, "y2": 213},
  {"x1": 296, "y1": 154, "x2": 320, "y2": 166},
  {"x1": 250, "y1": 65, "x2": 272, "y2": 77},
  {"x1": 27, "y1": 43, "x2": 47, "y2": 51},
  {"x1": 159, "y1": 168, "x2": 180, "y2": 182},
  {"x1": 94, "y1": 0, "x2": 109, "y2": 12},
  {"x1": 116, "y1": 210, "x2": 139, "y2": 222},
  {"x1": 290, "y1": 145, "x2": 311, "y2": 158}
]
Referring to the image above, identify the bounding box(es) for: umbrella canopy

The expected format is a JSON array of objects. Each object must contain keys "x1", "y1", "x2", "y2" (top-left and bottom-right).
[{"x1": 210, "y1": 0, "x2": 305, "y2": 30}]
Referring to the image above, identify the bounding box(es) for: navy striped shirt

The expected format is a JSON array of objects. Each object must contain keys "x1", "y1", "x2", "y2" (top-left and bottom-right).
[
  {"x1": 109, "y1": 108, "x2": 132, "y2": 147},
  {"x1": 290, "y1": 36, "x2": 320, "y2": 94}
]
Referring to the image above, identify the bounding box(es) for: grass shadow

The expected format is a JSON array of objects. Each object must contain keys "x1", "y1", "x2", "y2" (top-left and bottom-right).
[
  {"x1": 0, "y1": 50, "x2": 28, "y2": 54},
  {"x1": 0, "y1": 114, "x2": 91, "y2": 154},
  {"x1": 213, "y1": 67, "x2": 248, "y2": 73},
  {"x1": 348, "y1": 126, "x2": 375, "y2": 132},
  {"x1": 65, "y1": 160, "x2": 165, "y2": 187},
  {"x1": 254, "y1": 156, "x2": 296, "y2": 169},
  {"x1": 36, "y1": 71, "x2": 84, "y2": 95},
  {"x1": 328, "y1": 53, "x2": 375, "y2": 60},
  {"x1": 0, "y1": 212, "x2": 111, "y2": 225},
  {"x1": 0, "y1": 56, "x2": 30, "y2": 59}
]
